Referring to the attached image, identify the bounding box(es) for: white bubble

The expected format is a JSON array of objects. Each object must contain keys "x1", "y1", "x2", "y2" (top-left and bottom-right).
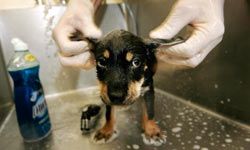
[
  {"x1": 179, "y1": 112, "x2": 184, "y2": 116},
  {"x1": 201, "y1": 148, "x2": 209, "y2": 150},
  {"x1": 176, "y1": 134, "x2": 181, "y2": 138},
  {"x1": 225, "y1": 139, "x2": 232, "y2": 143},
  {"x1": 202, "y1": 122, "x2": 207, "y2": 125},
  {"x1": 132, "y1": 144, "x2": 140, "y2": 149},
  {"x1": 214, "y1": 84, "x2": 218, "y2": 88},
  {"x1": 240, "y1": 147, "x2": 245, "y2": 150},
  {"x1": 195, "y1": 136, "x2": 202, "y2": 140},
  {"x1": 177, "y1": 123, "x2": 183, "y2": 126},
  {"x1": 126, "y1": 145, "x2": 131, "y2": 149},
  {"x1": 245, "y1": 138, "x2": 250, "y2": 142},
  {"x1": 210, "y1": 142, "x2": 215, "y2": 146},
  {"x1": 166, "y1": 115, "x2": 171, "y2": 118},
  {"x1": 208, "y1": 132, "x2": 214, "y2": 137},
  {"x1": 193, "y1": 145, "x2": 200, "y2": 149},
  {"x1": 172, "y1": 127, "x2": 182, "y2": 133}
]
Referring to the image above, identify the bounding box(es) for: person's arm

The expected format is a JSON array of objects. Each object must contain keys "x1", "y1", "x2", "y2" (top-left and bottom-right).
[
  {"x1": 150, "y1": 0, "x2": 225, "y2": 68},
  {"x1": 53, "y1": 0, "x2": 102, "y2": 69}
]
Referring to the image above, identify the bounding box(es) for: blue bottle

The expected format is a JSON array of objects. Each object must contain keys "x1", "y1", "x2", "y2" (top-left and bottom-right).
[{"x1": 7, "y1": 38, "x2": 51, "y2": 142}]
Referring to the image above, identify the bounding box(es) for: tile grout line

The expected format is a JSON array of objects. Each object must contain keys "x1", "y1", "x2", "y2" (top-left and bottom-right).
[{"x1": 155, "y1": 88, "x2": 250, "y2": 131}]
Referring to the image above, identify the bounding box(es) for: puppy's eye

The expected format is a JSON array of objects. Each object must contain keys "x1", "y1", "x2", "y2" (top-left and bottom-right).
[
  {"x1": 132, "y1": 58, "x2": 141, "y2": 68},
  {"x1": 97, "y1": 57, "x2": 107, "y2": 68}
]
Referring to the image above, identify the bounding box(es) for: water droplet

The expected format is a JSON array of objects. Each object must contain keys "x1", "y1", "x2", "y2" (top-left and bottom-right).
[{"x1": 214, "y1": 84, "x2": 218, "y2": 89}]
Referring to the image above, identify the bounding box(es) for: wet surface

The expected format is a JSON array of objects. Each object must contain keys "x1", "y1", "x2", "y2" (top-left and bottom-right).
[{"x1": 0, "y1": 87, "x2": 250, "y2": 150}]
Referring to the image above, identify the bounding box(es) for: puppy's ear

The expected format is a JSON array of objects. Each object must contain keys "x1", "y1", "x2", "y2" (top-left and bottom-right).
[
  {"x1": 144, "y1": 37, "x2": 185, "y2": 51},
  {"x1": 143, "y1": 39, "x2": 161, "y2": 51},
  {"x1": 87, "y1": 38, "x2": 99, "y2": 55}
]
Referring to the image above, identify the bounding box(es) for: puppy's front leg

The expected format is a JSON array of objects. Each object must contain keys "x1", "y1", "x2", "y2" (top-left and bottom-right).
[
  {"x1": 142, "y1": 85, "x2": 167, "y2": 146},
  {"x1": 93, "y1": 105, "x2": 118, "y2": 143}
]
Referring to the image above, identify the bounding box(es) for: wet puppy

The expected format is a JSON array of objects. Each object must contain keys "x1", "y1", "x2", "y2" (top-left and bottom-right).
[{"x1": 90, "y1": 30, "x2": 166, "y2": 146}]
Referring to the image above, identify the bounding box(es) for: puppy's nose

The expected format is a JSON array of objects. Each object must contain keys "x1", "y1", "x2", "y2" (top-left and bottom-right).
[{"x1": 108, "y1": 91, "x2": 125, "y2": 104}]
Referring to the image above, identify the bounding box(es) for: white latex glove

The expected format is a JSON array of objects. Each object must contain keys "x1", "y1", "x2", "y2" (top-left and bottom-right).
[
  {"x1": 53, "y1": 0, "x2": 102, "y2": 69},
  {"x1": 150, "y1": 0, "x2": 225, "y2": 68}
]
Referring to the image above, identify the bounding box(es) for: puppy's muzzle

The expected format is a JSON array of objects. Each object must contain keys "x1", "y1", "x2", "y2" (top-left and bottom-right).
[{"x1": 108, "y1": 89, "x2": 126, "y2": 105}]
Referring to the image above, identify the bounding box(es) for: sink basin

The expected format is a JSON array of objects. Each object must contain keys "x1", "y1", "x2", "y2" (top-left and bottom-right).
[{"x1": 0, "y1": 87, "x2": 249, "y2": 150}]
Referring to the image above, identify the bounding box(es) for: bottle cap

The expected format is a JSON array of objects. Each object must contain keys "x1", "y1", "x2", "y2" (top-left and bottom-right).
[{"x1": 11, "y1": 38, "x2": 28, "y2": 51}]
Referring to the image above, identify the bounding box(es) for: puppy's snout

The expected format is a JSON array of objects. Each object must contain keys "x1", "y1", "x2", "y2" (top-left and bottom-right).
[{"x1": 108, "y1": 90, "x2": 126, "y2": 104}]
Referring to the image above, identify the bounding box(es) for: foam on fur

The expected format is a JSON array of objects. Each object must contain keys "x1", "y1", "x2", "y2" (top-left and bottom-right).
[
  {"x1": 91, "y1": 130, "x2": 119, "y2": 144},
  {"x1": 141, "y1": 133, "x2": 167, "y2": 146}
]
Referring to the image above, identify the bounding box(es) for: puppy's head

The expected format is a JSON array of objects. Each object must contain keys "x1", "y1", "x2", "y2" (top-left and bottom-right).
[{"x1": 90, "y1": 30, "x2": 158, "y2": 106}]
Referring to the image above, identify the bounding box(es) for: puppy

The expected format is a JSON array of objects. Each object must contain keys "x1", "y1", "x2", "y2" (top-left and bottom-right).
[{"x1": 90, "y1": 29, "x2": 166, "y2": 146}]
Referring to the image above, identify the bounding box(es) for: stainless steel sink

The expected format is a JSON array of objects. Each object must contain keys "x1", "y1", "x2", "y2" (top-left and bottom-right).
[
  {"x1": 0, "y1": 87, "x2": 249, "y2": 150},
  {"x1": 1, "y1": 0, "x2": 250, "y2": 150}
]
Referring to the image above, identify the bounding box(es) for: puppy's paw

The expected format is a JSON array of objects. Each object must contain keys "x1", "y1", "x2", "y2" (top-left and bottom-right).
[
  {"x1": 141, "y1": 131, "x2": 167, "y2": 146},
  {"x1": 142, "y1": 120, "x2": 167, "y2": 146},
  {"x1": 91, "y1": 128, "x2": 118, "y2": 144}
]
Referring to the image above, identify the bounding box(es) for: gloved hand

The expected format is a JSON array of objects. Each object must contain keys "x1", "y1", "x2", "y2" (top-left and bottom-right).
[
  {"x1": 53, "y1": 0, "x2": 102, "y2": 69},
  {"x1": 150, "y1": 0, "x2": 225, "y2": 68}
]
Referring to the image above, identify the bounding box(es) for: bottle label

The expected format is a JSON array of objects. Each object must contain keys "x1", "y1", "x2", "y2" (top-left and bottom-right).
[
  {"x1": 9, "y1": 66, "x2": 51, "y2": 140},
  {"x1": 31, "y1": 90, "x2": 47, "y2": 120}
]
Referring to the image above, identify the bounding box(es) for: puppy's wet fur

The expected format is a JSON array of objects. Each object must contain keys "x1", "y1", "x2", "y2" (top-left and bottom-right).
[{"x1": 90, "y1": 30, "x2": 166, "y2": 145}]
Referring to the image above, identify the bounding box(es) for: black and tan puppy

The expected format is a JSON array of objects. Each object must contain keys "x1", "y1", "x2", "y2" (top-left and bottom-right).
[{"x1": 90, "y1": 29, "x2": 166, "y2": 146}]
